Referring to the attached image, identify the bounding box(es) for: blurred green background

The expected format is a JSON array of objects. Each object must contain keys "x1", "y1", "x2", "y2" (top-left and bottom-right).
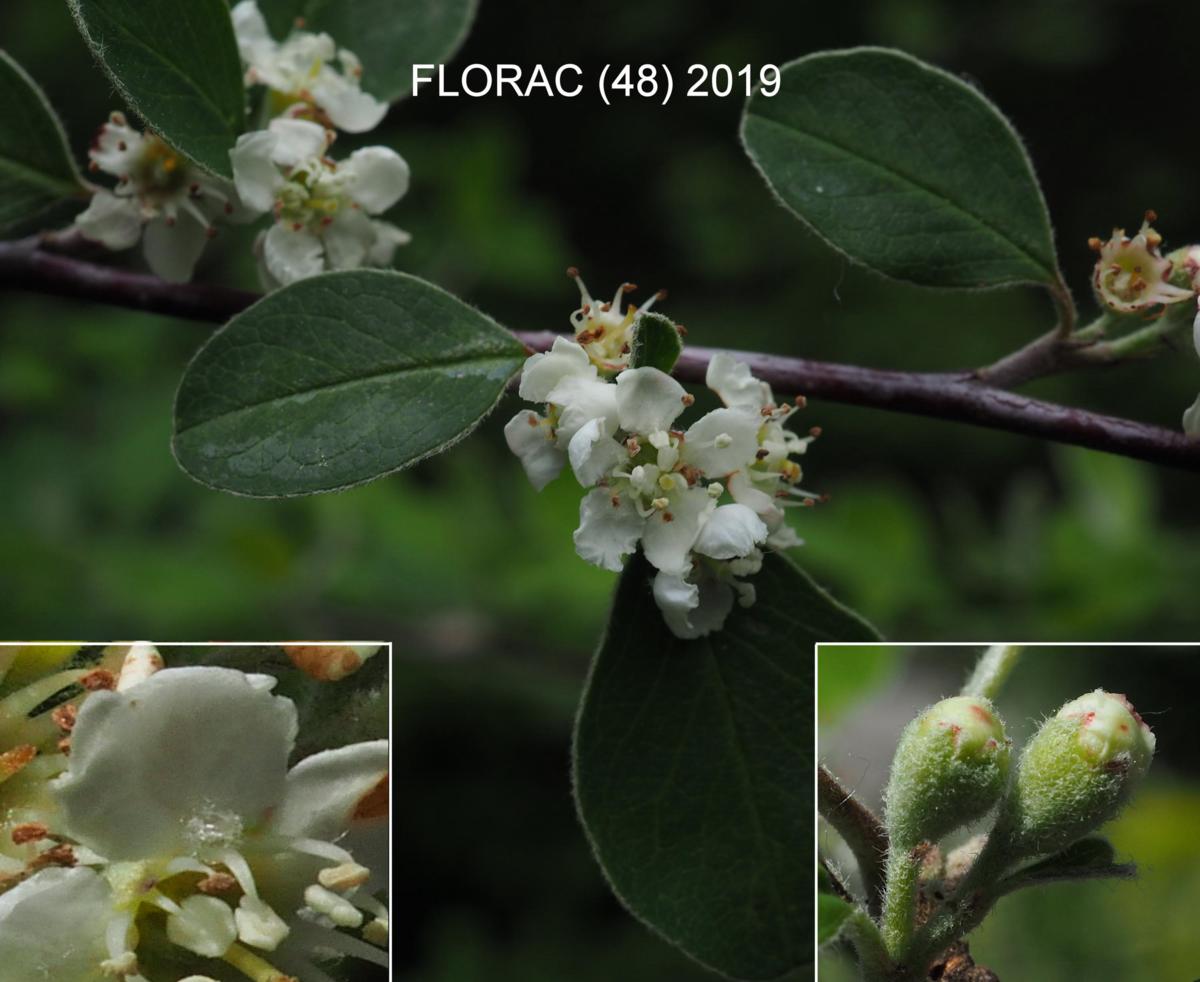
[
  {"x1": 2, "y1": 0, "x2": 1200, "y2": 978},
  {"x1": 818, "y1": 645, "x2": 1200, "y2": 981}
]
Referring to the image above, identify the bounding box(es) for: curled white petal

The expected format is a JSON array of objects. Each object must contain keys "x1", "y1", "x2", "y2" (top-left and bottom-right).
[
  {"x1": 263, "y1": 223, "x2": 326, "y2": 285},
  {"x1": 518, "y1": 337, "x2": 594, "y2": 403},
  {"x1": 573, "y1": 488, "x2": 643, "y2": 572},
  {"x1": 567, "y1": 417, "x2": 625, "y2": 486},
  {"x1": 75, "y1": 190, "x2": 144, "y2": 250},
  {"x1": 706, "y1": 351, "x2": 773, "y2": 411},
  {"x1": 641, "y1": 486, "x2": 713, "y2": 575},
  {"x1": 504, "y1": 410, "x2": 565, "y2": 490},
  {"x1": 693, "y1": 503, "x2": 768, "y2": 561}
]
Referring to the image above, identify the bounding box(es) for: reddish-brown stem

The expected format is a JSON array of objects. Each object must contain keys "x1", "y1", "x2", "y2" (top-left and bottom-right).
[{"x1": 3, "y1": 239, "x2": 1200, "y2": 471}]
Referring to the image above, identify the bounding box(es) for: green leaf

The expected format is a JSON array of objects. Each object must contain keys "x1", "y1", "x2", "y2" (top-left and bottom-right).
[
  {"x1": 70, "y1": 0, "x2": 245, "y2": 177},
  {"x1": 253, "y1": 0, "x2": 478, "y2": 101},
  {"x1": 0, "y1": 49, "x2": 86, "y2": 233},
  {"x1": 574, "y1": 552, "x2": 879, "y2": 981},
  {"x1": 741, "y1": 47, "x2": 1059, "y2": 289},
  {"x1": 997, "y1": 836, "x2": 1135, "y2": 896},
  {"x1": 173, "y1": 270, "x2": 527, "y2": 497},
  {"x1": 629, "y1": 312, "x2": 683, "y2": 374},
  {"x1": 818, "y1": 893, "x2": 855, "y2": 947}
]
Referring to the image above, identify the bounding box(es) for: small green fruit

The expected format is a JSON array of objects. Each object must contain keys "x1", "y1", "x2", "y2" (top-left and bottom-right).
[
  {"x1": 885, "y1": 696, "x2": 1011, "y2": 849},
  {"x1": 995, "y1": 689, "x2": 1154, "y2": 860}
]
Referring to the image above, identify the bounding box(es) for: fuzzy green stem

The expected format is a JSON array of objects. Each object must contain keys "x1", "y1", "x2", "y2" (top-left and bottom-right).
[
  {"x1": 961, "y1": 644, "x2": 1023, "y2": 701},
  {"x1": 881, "y1": 844, "x2": 922, "y2": 962},
  {"x1": 841, "y1": 907, "x2": 892, "y2": 980}
]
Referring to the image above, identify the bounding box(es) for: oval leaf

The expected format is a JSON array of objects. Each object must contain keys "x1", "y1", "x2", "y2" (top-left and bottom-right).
[
  {"x1": 630, "y1": 312, "x2": 683, "y2": 374},
  {"x1": 254, "y1": 0, "x2": 478, "y2": 102},
  {"x1": 173, "y1": 270, "x2": 527, "y2": 497},
  {"x1": 0, "y1": 50, "x2": 86, "y2": 232},
  {"x1": 573, "y1": 552, "x2": 879, "y2": 981},
  {"x1": 741, "y1": 47, "x2": 1059, "y2": 289},
  {"x1": 70, "y1": 0, "x2": 245, "y2": 177}
]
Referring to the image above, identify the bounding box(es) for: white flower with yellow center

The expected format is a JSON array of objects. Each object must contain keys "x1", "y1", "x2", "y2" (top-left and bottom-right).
[
  {"x1": 1089, "y1": 214, "x2": 1194, "y2": 313},
  {"x1": 20, "y1": 664, "x2": 392, "y2": 982},
  {"x1": 505, "y1": 332, "x2": 818, "y2": 637},
  {"x1": 232, "y1": 0, "x2": 388, "y2": 134},
  {"x1": 231, "y1": 116, "x2": 411, "y2": 287},
  {"x1": 74, "y1": 114, "x2": 240, "y2": 282}
]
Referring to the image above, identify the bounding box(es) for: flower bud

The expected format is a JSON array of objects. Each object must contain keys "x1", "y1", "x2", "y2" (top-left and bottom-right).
[
  {"x1": 993, "y1": 689, "x2": 1154, "y2": 859},
  {"x1": 885, "y1": 696, "x2": 1011, "y2": 848}
]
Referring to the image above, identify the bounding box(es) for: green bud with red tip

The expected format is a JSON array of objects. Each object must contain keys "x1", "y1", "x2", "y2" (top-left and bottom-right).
[
  {"x1": 885, "y1": 696, "x2": 1012, "y2": 849},
  {"x1": 990, "y1": 689, "x2": 1154, "y2": 861}
]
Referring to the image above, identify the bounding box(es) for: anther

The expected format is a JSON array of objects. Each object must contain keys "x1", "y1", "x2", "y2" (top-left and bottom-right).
[
  {"x1": 317, "y1": 862, "x2": 370, "y2": 891},
  {"x1": 681, "y1": 393, "x2": 695, "y2": 406},
  {"x1": 809, "y1": 426, "x2": 823, "y2": 438},
  {"x1": 81, "y1": 669, "x2": 117, "y2": 691},
  {"x1": 11, "y1": 822, "x2": 48, "y2": 845},
  {"x1": 198, "y1": 872, "x2": 239, "y2": 895}
]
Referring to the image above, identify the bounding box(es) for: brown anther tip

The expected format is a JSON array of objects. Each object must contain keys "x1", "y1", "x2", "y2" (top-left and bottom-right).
[
  {"x1": 809, "y1": 426, "x2": 823, "y2": 437},
  {"x1": 197, "y1": 872, "x2": 239, "y2": 895},
  {"x1": 662, "y1": 512, "x2": 674, "y2": 522},
  {"x1": 292, "y1": 222, "x2": 303, "y2": 231},
  {"x1": 116, "y1": 141, "x2": 127, "y2": 151},
  {"x1": 655, "y1": 289, "x2": 668, "y2": 300},
  {"x1": 1087, "y1": 236, "x2": 1103, "y2": 252},
  {"x1": 224, "y1": 202, "x2": 234, "y2": 214},
  {"x1": 87, "y1": 161, "x2": 99, "y2": 172},
  {"x1": 11, "y1": 823, "x2": 49, "y2": 846},
  {"x1": 52, "y1": 704, "x2": 77, "y2": 733},
  {"x1": 1145, "y1": 208, "x2": 1158, "y2": 223},
  {"x1": 36, "y1": 844, "x2": 76, "y2": 868},
  {"x1": 81, "y1": 668, "x2": 116, "y2": 691},
  {"x1": 566, "y1": 266, "x2": 580, "y2": 278},
  {"x1": 164, "y1": 216, "x2": 176, "y2": 227},
  {"x1": 294, "y1": 15, "x2": 306, "y2": 27},
  {"x1": 58, "y1": 737, "x2": 71, "y2": 754},
  {"x1": 205, "y1": 227, "x2": 218, "y2": 239},
  {"x1": 189, "y1": 182, "x2": 200, "y2": 194},
  {"x1": 681, "y1": 393, "x2": 696, "y2": 406},
  {"x1": 675, "y1": 324, "x2": 688, "y2": 336},
  {"x1": 0, "y1": 745, "x2": 37, "y2": 777},
  {"x1": 601, "y1": 302, "x2": 612, "y2": 312},
  {"x1": 620, "y1": 342, "x2": 631, "y2": 354},
  {"x1": 820, "y1": 493, "x2": 832, "y2": 503},
  {"x1": 624, "y1": 282, "x2": 638, "y2": 292},
  {"x1": 801, "y1": 498, "x2": 816, "y2": 507},
  {"x1": 794, "y1": 395, "x2": 807, "y2": 408},
  {"x1": 755, "y1": 448, "x2": 769, "y2": 459}
]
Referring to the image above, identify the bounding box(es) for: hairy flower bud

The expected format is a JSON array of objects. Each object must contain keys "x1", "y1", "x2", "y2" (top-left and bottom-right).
[
  {"x1": 992, "y1": 689, "x2": 1154, "y2": 860},
  {"x1": 885, "y1": 696, "x2": 1011, "y2": 848}
]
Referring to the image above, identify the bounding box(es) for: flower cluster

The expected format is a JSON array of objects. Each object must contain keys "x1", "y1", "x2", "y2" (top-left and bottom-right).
[
  {"x1": 0, "y1": 643, "x2": 389, "y2": 982},
  {"x1": 75, "y1": 1, "x2": 409, "y2": 289},
  {"x1": 505, "y1": 273, "x2": 818, "y2": 639}
]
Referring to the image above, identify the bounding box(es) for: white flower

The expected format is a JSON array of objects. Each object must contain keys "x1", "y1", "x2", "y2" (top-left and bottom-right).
[
  {"x1": 46, "y1": 666, "x2": 389, "y2": 980},
  {"x1": 1090, "y1": 214, "x2": 1194, "y2": 313},
  {"x1": 231, "y1": 0, "x2": 388, "y2": 133},
  {"x1": 0, "y1": 867, "x2": 112, "y2": 981},
  {"x1": 230, "y1": 117, "x2": 411, "y2": 287},
  {"x1": 74, "y1": 113, "x2": 240, "y2": 282},
  {"x1": 506, "y1": 337, "x2": 817, "y2": 638}
]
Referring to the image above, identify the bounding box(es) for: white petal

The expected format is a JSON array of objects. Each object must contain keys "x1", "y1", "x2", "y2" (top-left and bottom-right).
[
  {"x1": 75, "y1": 190, "x2": 143, "y2": 249},
  {"x1": 727, "y1": 470, "x2": 783, "y2": 524},
  {"x1": 706, "y1": 351, "x2": 773, "y2": 410},
  {"x1": 365, "y1": 219, "x2": 411, "y2": 265},
  {"x1": 547, "y1": 375, "x2": 619, "y2": 446},
  {"x1": 683, "y1": 407, "x2": 761, "y2": 476},
  {"x1": 231, "y1": 0, "x2": 277, "y2": 66},
  {"x1": 343, "y1": 146, "x2": 410, "y2": 212},
  {"x1": 0, "y1": 868, "x2": 112, "y2": 979},
  {"x1": 230, "y1": 130, "x2": 284, "y2": 213},
  {"x1": 270, "y1": 739, "x2": 388, "y2": 841},
  {"x1": 311, "y1": 71, "x2": 389, "y2": 133},
  {"x1": 652, "y1": 569, "x2": 699, "y2": 637},
  {"x1": 267, "y1": 117, "x2": 331, "y2": 167},
  {"x1": 573, "y1": 488, "x2": 644, "y2": 572},
  {"x1": 615, "y1": 367, "x2": 687, "y2": 435},
  {"x1": 89, "y1": 117, "x2": 145, "y2": 177},
  {"x1": 143, "y1": 212, "x2": 209, "y2": 283},
  {"x1": 1184, "y1": 393, "x2": 1200, "y2": 436},
  {"x1": 322, "y1": 208, "x2": 375, "y2": 270},
  {"x1": 567, "y1": 416, "x2": 626, "y2": 486},
  {"x1": 167, "y1": 895, "x2": 238, "y2": 958},
  {"x1": 53, "y1": 666, "x2": 298, "y2": 862},
  {"x1": 518, "y1": 337, "x2": 594, "y2": 402},
  {"x1": 694, "y1": 503, "x2": 768, "y2": 560},
  {"x1": 263, "y1": 222, "x2": 326, "y2": 285},
  {"x1": 641, "y1": 486, "x2": 714, "y2": 575},
  {"x1": 504, "y1": 409, "x2": 565, "y2": 491}
]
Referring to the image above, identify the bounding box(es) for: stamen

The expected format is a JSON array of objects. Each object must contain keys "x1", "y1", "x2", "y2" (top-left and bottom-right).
[
  {"x1": 304, "y1": 884, "x2": 363, "y2": 928},
  {"x1": 223, "y1": 942, "x2": 299, "y2": 982},
  {"x1": 317, "y1": 862, "x2": 370, "y2": 891}
]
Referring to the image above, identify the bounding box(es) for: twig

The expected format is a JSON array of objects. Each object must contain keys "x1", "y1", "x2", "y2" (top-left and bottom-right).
[
  {"x1": 818, "y1": 764, "x2": 889, "y2": 916},
  {"x1": 961, "y1": 645, "x2": 1023, "y2": 701},
  {"x1": 4, "y1": 241, "x2": 1200, "y2": 471}
]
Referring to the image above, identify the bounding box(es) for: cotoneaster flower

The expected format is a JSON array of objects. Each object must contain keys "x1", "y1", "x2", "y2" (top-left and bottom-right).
[
  {"x1": 504, "y1": 300, "x2": 820, "y2": 638},
  {"x1": 232, "y1": 0, "x2": 388, "y2": 134},
  {"x1": 16, "y1": 664, "x2": 393, "y2": 982},
  {"x1": 231, "y1": 116, "x2": 411, "y2": 287},
  {"x1": 567, "y1": 268, "x2": 667, "y2": 372},
  {"x1": 1089, "y1": 213, "x2": 1194, "y2": 314},
  {"x1": 74, "y1": 114, "x2": 241, "y2": 282}
]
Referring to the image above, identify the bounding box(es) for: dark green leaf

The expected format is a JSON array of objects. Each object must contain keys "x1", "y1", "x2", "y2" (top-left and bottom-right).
[
  {"x1": 630, "y1": 312, "x2": 683, "y2": 374},
  {"x1": 0, "y1": 50, "x2": 86, "y2": 233},
  {"x1": 70, "y1": 0, "x2": 245, "y2": 177},
  {"x1": 741, "y1": 47, "x2": 1059, "y2": 289},
  {"x1": 253, "y1": 0, "x2": 478, "y2": 101},
  {"x1": 173, "y1": 270, "x2": 527, "y2": 497},
  {"x1": 574, "y1": 552, "x2": 879, "y2": 981},
  {"x1": 817, "y1": 893, "x2": 855, "y2": 947}
]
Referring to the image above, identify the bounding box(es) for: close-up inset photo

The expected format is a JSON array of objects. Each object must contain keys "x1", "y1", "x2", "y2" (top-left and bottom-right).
[
  {"x1": 817, "y1": 644, "x2": 1198, "y2": 981},
  {"x1": 0, "y1": 642, "x2": 389, "y2": 982}
]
